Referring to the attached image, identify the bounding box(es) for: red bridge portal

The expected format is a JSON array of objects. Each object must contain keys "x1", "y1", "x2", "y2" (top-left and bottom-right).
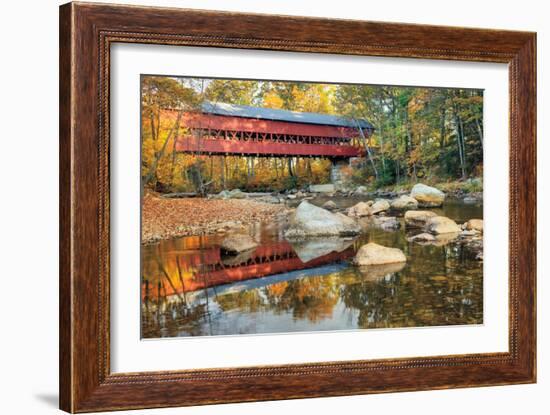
[{"x1": 174, "y1": 102, "x2": 373, "y2": 159}]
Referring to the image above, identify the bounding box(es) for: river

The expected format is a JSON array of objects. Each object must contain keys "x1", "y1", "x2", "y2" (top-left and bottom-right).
[{"x1": 141, "y1": 197, "x2": 483, "y2": 338}]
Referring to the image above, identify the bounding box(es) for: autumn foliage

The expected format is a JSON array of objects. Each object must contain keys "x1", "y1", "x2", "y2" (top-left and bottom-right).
[{"x1": 141, "y1": 76, "x2": 483, "y2": 193}]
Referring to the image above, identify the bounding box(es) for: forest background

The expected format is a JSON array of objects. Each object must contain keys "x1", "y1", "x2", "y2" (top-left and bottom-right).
[{"x1": 141, "y1": 76, "x2": 484, "y2": 194}]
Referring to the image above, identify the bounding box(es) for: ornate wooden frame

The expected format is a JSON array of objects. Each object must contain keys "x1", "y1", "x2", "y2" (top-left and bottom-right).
[{"x1": 59, "y1": 2, "x2": 536, "y2": 412}]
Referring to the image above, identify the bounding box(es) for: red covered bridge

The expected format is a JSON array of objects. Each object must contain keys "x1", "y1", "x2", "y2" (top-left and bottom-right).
[{"x1": 175, "y1": 102, "x2": 374, "y2": 159}]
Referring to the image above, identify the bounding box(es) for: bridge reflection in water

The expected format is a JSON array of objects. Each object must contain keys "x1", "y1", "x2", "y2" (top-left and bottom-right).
[{"x1": 141, "y1": 238, "x2": 355, "y2": 302}]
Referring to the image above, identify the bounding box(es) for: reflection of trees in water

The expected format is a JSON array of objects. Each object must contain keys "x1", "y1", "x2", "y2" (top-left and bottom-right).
[
  {"x1": 216, "y1": 276, "x2": 340, "y2": 323},
  {"x1": 340, "y1": 271, "x2": 482, "y2": 329},
  {"x1": 141, "y1": 297, "x2": 208, "y2": 338},
  {"x1": 268, "y1": 276, "x2": 339, "y2": 323}
]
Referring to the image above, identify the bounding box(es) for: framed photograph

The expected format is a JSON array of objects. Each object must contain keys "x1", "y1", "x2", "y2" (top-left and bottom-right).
[{"x1": 59, "y1": 2, "x2": 536, "y2": 412}]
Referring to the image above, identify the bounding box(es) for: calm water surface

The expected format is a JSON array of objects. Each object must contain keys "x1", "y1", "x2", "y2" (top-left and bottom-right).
[{"x1": 141, "y1": 197, "x2": 483, "y2": 338}]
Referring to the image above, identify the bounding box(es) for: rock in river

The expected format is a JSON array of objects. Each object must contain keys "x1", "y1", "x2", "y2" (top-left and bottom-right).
[
  {"x1": 424, "y1": 216, "x2": 462, "y2": 234},
  {"x1": 404, "y1": 210, "x2": 437, "y2": 228},
  {"x1": 370, "y1": 199, "x2": 390, "y2": 214},
  {"x1": 410, "y1": 183, "x2": 445, "y2": 207},
  {"x1": 463, "y1": 196, "x2": 479, "y2": 204},
  {"x1": 390, "y1": 195, "x2": 419, "y2": 211},
  {"x1": 347, "y1": 201, "x2": 373, "y2": 218},
  {"x1": 354, "y1": 242, "x2": 407, "y2": 266},
  {"x1": 322, "y1": 200, "x2": 338, "y2": 210},
  {"x1": 464, "y1": 219, "x2": 483, "y2": 233},
  {"x1": 220, "y1": 234, "x2": 258, "y2": 254},
  {"x1": 370, "y1": 216, "x2": 401, "y2": 231},
  {"x1": 353, "y1": 185, "x2": 368, "y2": 195},
  {"x1": 284, "y1": 201, "x2": 361, "y2": 238}
]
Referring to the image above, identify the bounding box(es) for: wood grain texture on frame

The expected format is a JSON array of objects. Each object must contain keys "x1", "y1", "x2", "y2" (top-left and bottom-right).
[{"x1": 59, "y1": 2, "x2": 536, "y2": 412}]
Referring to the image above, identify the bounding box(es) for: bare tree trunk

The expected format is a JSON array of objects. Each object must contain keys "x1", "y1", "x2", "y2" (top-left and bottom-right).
[
  {"x1": 145, "y1": 109, "x2": 183, "y2": 186},
  {"x1": 475, "y1": 118, "x2": 484, "y2": 150},
  {"x1": 439, "y1": 106, "x2": 447, "y2": 174},
  {"x1": 220, "y1": 156, "x2": 226, "y2": 190},
  {"x1": 287, "y1": 158, "x2": 294, "y2": 177},
  {"x1": 356, "y1": 122, "x2": 378, "y2": 181},
  {"x1": 149, "y1": 113, "x2": 157, "y2": 142},
  {"x1": 453, "y1": 110, "x2": 466, "y2": 180},
  {"x1": 458, "y1": 115, "x2": 467, "y2": 178}
]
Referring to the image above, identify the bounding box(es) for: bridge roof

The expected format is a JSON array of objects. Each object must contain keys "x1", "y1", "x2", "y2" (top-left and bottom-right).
[{"x1": 201, "y1": 101, "x2": 374, "y2": 130}]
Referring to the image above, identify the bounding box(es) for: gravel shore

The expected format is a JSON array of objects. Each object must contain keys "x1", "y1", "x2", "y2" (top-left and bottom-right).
[{"x1": 141, "y1": 192, "x2": 289, "y2": 244}]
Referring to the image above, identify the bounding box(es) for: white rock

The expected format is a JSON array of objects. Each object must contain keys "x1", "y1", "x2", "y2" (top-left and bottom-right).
[
  {"x1": 410, "y1": 183, "x2": 445, "y2": 207},
  {"x1": 284, "y1": 201, "x2": 361, "y2": 238}
]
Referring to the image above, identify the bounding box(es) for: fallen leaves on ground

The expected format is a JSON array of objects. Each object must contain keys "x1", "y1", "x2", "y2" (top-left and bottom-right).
[{"x1": 142, "y1": 192, "x2": 289, "y2": 244}]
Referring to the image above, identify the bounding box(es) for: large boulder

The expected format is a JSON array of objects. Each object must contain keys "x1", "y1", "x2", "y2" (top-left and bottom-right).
[
  {"x1": 309, "y1": 184, "x2": 335, "y2": 193},
  {"x1": 220, "y1": 234, "x2": 258, "y2": 254},
  {"x1": 410, "y1": 183, "x2": 445, "y2": 207},
  {"x1": 354, "y1": 242, "x2": 407, "y2": 266},
  {"x1": 347, "y1": 201, "x2": 373, "y2": 218},
  {"x1": 370, "y1": 199, "x2": 390, "y2": 214},
  {"x1": 464, "y1": 219, "x2": 483, "y2": 233},
  {"x1": 424, "y1": 216, "x2": 461, "y2": 234},
  {"x1": 404, "y1": 210, "x2": 438, "y2": 228},
  {"x1": 390, "y1": 195, "x2": 419, "y2": 211},
  {"x1": 284, "y1": 201, "x2": 361, "y2": 238}
]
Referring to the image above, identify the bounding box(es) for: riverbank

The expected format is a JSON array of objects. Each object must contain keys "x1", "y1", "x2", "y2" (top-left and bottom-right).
[
  {"x1": 371, "y1": 178, "x2": 483, "y2": 199},
  {"x1": 142, "y1": 192, "x2": 290, "y2": 244}
]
